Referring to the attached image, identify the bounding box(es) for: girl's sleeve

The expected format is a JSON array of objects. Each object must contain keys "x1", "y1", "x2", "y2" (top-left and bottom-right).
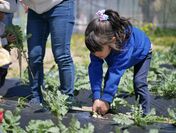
[
  {"x1": 89, "y1": 53, "x2": 104, "y2": 100},
  {"x1": 101, "y1": 61, "x2": 126, "y2": 103},
  {"x1": 0, "y1": 0, "x2": 17, "y2": 13}
]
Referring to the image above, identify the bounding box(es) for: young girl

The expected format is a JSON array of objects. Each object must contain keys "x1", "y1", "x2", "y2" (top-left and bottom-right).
[{"x1": 85, "y1": 9, "x2": 152, "y2": 116}]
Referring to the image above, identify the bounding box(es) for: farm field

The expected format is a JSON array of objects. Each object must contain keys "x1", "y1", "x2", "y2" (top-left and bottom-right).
[
  {"x1": 0, "y1": 78, "x2": 176, "y2": 133},
  {"x1": 0, "y1": 27, "x2": 176, "y2": 132}
]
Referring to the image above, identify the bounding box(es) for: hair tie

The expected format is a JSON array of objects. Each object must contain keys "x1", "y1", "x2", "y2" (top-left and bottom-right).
[{"x1": 96, "y1": 10, "x2": 109, "y2": 21}]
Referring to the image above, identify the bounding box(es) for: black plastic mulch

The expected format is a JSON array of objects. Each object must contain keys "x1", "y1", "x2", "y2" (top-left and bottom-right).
[{"x1": 0, "y1": 79, "x2": 176, "y2": 133}]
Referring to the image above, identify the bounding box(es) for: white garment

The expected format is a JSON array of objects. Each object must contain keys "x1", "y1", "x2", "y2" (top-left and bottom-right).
[
  {"x1": 0, "y1": 22, "x2": 10, "y2": 67},
  {"x1": 0, "y1": 0, "x2": 17, "y2": 13},
  {"x1": 23, "y1": 0, "x2": 63, "y2": 14},
  {"x1": 0, "y1": 47, "x2": 11, "y2": 67}
]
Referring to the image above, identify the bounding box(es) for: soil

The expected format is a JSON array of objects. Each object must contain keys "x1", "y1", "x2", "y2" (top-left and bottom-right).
[{"x1": 0, "y1": 79, "x2": 176, "y2": 133}]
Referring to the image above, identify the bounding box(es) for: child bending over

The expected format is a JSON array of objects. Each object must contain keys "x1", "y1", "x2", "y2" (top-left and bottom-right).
[{"x1": 85, "y1": 9, "x2": 152, "y2": 116}]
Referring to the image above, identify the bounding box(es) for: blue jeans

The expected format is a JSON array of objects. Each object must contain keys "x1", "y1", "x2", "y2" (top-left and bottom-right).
[
  {"x1": 0, "y1": 67, "x2": 8, "y2": 88},
  {"x1": 27, "y1": 0, "x2": 75, "y2": 102},
  {"x1": 3, "y1": 13, "x2": 14, "y2": 25},
  {"x1": 133, "y1": 52, "x2": 152, "y2": 115}
]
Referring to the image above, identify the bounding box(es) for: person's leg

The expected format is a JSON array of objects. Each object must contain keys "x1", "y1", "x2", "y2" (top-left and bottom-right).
[
  {"x1": 48, "y1": 0, "x2": 75, "y2": 97},
  {"x1": 0, "y1": 67, "x2": 8, "y2": 88},
  {"x1": 27, "y1": 9, "x2": 49, "y2": 104},
  {"x1": 133, "y1": 52, "x2": 152, "y2": 115},
  {"x1": 2, "y1": 13, "x2": 14, "y2": 25}
]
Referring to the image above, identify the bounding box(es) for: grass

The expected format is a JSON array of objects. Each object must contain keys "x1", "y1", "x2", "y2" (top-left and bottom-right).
[
  {"x1": 150, "y1": 28, "x2": 176, "y2": 47},
  {"x1": 151, "y1": 36, "x2": 176, "y2": 47},
  {"x1": 71, "y1": 34, "x2": 90, "y2": 66}
]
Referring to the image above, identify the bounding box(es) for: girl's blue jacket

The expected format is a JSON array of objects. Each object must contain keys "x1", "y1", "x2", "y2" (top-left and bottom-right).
[{"x1": 89, "y1": 27, "x2": 151, "y2": 103}]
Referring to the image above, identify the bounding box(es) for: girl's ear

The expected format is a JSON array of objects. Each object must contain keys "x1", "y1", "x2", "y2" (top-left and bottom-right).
[{"x1": 109, "y1": 37, "x2": 117, "y2": 50}]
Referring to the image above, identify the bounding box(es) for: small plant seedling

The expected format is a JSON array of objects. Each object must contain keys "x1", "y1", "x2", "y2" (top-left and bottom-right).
[{"x1": 92, "y1": 111, "x2": 108, "y2": 119}]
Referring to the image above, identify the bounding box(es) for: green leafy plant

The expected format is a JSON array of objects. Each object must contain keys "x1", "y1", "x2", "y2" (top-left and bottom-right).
[
  {"x1": 167, "y1": 108, "x2": 176, "y2": 125},
  {"x1": 150, "y1": 70, "x2": 176, "y2": 98},
  {"x1": 20, "y1": 68, "x2": 29, "y2": 84},
  {"x1": 118, "y1": 69, "x2": 134, "y2": 96},
  {"x1": 0, "y1": 108, "x2": 95, "y2": 133},
  {"x1": 111, "y1": 97, "x2": 131, "y2": 112},
  {"x1": 5, "y1": 25, "x2": 24, "y2": 51},
  {"x1": 42, "y1": 89, "x2": 69, "y2": 120},
  {"x1": 5, "y1": 25, "x2": 32, "y2": 78},
  {"x1": 113, "y1": 128, "x2": 129, "y2": 133},
  {"x1": 148, "y1": 51, "x2": 176, "y2": 98},
  {"x1": 131, "y1": 102, "x2": 174, "y2": 126},
  {"x1": 17, "y1": 96, "x2": 29, "y2": 109},
  {"x1": 66, "y1": 117, "x2": 94, "y2": 133},
  {"x1": 166, "y1": 44, "x2": 176, "y2": 66},
  {"x1": 74, "y1": 65, "x2": 90, "y2": 91},
  {"x1": 26, "y1": 120, "x2": 60, "y2": 133},
  {"x1": 44, "y1": 65, "x2": 60, "y2": 91},
  {"x1": 113, "y1": 103, "x2": 174, "y2": 127},
  {"x1": 0, "y1": 108, "x2": 25, "y2": 133},
  {"x1": 113, "y1": 112, "x2": 134, "y2": 126},
  {"x1": 140, "y1": 23, "x2": 156, "y2": 36},
  {"x1": 149, "y1": 129, "x2": 159, "y2": 133}
]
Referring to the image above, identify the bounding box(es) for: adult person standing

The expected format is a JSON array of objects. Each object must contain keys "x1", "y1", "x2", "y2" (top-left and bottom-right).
[{"x1": 21, "y1": 0, "x2": 75, "y2": 105}]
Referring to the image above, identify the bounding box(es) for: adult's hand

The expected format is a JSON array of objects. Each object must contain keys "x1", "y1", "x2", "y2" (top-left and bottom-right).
[
  {"x1": 19, "y1": 0, "x2": 28, "y2": 13},
  {"x1": 6, "y1": 33, "x2": 16, "y2": 44}
]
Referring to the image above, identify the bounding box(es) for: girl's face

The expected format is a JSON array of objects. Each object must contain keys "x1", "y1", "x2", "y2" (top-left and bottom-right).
[
  {"x1": 94, "y1": 45, "x2": 112, "y2": 59},
  {"x1": 94, "y1": 37, "x2": 116, "y2": 59}
]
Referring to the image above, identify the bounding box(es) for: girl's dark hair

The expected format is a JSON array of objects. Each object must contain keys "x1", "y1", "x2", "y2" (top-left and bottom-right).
[{"x1": 85, "y1": 9, "x2": 132, "y2": 53}]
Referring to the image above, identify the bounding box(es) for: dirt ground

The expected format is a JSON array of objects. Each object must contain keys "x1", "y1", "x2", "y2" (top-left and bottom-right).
[
  {"x1": 0, "y1": 79, "x2": 176, "y2": 133},
  {"x1": 7, "y1": 47, "x2": 83, "y2": 78}
]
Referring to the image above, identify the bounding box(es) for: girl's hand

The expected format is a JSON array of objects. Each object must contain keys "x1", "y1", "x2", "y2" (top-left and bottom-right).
[
  {"x1": 98, "y1": 100, "x2": 110, "y2": 115},
  {"x1": 92, "y1": 99, "x2": 110, "y2": 115},
  {"x1": 6, "y1": 34, "x2": 16, "y2": 44},
  {"x1": 92, "y1": 99, "x2": 101, "y2": 114}
]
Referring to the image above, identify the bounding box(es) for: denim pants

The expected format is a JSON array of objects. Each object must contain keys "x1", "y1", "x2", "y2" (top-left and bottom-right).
[
  {"x1": 0, "y1": 67, "x2": 8, "y2": 88},
  {"x1": 133, "y1": 52, "x2": 152, "y2": 115},
  {"x1": 27, "y1": 0, "x2": 75, "y2": 102},
  {"x1": 2, "y1": 13, "x2": 14, "y2": 25}
]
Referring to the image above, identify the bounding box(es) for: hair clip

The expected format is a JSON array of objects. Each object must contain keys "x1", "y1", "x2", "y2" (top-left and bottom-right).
[{"x1": 96, "y1": 10, "x2": 109, "y2": 21}]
